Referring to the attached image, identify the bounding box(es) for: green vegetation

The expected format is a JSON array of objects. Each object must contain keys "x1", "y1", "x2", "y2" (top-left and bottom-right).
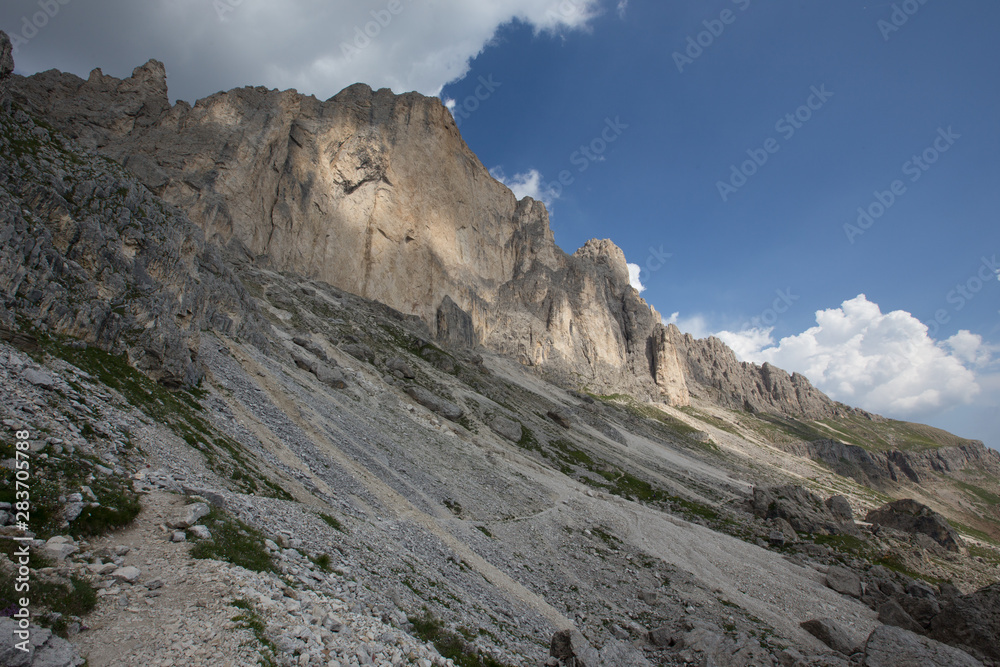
[
  {"x1": 310, "y1": 553, "x2": 332, "y2": 572},
  {"x1": 318, "y1": 512, "x2": 346, "y2": 533},
  {"x1": 190, "y1": 507, "x2": 276, "y2": 573},
  {"x1": 231, "y1": 599, "x2": 279, "y2": 667},
  {"x1": 955, "y1": 481, "x2": 1000, "y2": 506},
  {"x1": 516, "y1": 424, "x2": 541, "y2": 452},
  {"x1": 0, "y1": 563, "x2": 97, "y2": 638},
  {"x1": 408, "y1": 609, "x2": 510, "y2": 667},
  {"x1": 589, "y1": 393, "x2": 702, "y2": 441},
  {"x1": 0, "y1": 429, "x2": 140, "y2": 540}
]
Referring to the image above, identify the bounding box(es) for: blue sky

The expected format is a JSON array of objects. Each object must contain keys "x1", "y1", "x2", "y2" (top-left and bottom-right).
[{"x1": 2, "y1": 0, "x2": 997, "y2": 446}]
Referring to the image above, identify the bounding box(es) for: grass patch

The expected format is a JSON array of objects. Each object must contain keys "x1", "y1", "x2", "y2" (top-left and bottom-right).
[
  {"x1": 190, "y1": 507, "x2": 276, "y2": 573},
  {"x1": 955, "y1": 481, "x2": 1000, "y2": 506},
  {"x1": 813, "y1": 534, "x2": 868, "y2": 555},
  {"x1": 310, "y1": 553, "x2": 332, "y2": 572},
  {"x1": 0, "y1": 431, "x2": 140, "y2": 540},
  {"x1": 231, "y1": 598, "x2": 279, "y2": 667},
  {"x1": 0, "y1": 568, "x2": 97, "y2": 637},
  {"x1": 408, "y1": 608, "x2": 509, "y2": 667},
  {"x1": 516, "y1": 424, "x2": 541, "y2": 452},
  {"x1": 318, "y1": 512, "x2": 346, "y2": 533}
]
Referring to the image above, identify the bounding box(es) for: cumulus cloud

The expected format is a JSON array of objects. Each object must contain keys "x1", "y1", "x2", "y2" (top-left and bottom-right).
[
  {"x1": 715, "y1": 295, "x2": 992, "y2": 419},
  {"x1": 627, "y1": 263, "x2": 645, "y2": 293},
  {"x1": 0, "y1": 0, "x2": 604, "y2": 103},
  {"x1": 617, "y1": 1, "x2": 629, "y2": 19},
  {"x1": 490, "y1": 167, "x2": 560, "y2": 208},
  {"x1": 663, "y1": 312, "x2": 711, "y2": 340}
]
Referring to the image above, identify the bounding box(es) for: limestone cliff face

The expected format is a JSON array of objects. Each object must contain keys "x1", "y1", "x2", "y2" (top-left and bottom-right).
[
  {"x1": 13, "y1": 59, "x2": 864, "y2": 415},
  {"x1": 12, "y1": 62, "x2": 688, "y2": 400},
  {"x1": 664, "y1": 326, "x2": 838, "y2": 419}
]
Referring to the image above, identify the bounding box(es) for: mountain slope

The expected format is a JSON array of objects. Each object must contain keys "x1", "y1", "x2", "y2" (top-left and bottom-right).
[{"x1": 3, "y1": 37, "x2": 1000, "y2": 667}]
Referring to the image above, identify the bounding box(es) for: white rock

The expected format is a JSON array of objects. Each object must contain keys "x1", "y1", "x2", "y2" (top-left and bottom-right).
[
  {"x1": 112, "y1": 566, "x2": 141, "y2": 583},
  {"x1": 189, "y1": 525, "x2": 212, "y2": 540}
]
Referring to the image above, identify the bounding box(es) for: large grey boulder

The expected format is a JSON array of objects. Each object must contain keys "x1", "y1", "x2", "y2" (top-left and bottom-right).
[
  {"x1": 800, "y1": 618, "x2": 859, "y2": 656},
  {"x1": 866, "y1": 499, "x2": 965, "y2": 553},
  {"x1": 826, "y1": 565, "x2": 863, "y2": 599},
  {"x1": 405, "y1": 386, "x2": 463, "y2": 421},
  {"x1": 751, "y1": 485, "x2": 859, "y2": 536},
  {"x1": 386, "y1": 356, "x2": 415, "y2": 379},
  {"x1": 488, "y1": 416, "x2": 521, "y2": 442},
  {"x1": 549, "y1": 629, "x2": 599, "y2": 667},
  {"x1": 929, "y1": 582, "x2": 1000, "y2": 664},
  {"x1": 167, "y1": 502, "x2": 210, "y2": 529},
  {"x1": 0, "y1": 617, "x2": 84, "y2": 666},
  {"x1": 863, "y1": 625, "x2": 982, "y2": 667},
  {"x1": 877, "y1": 600, "x2": 924, "y2": 634}
]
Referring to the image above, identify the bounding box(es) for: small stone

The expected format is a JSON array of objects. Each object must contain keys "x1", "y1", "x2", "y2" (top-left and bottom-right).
[
  {"x1": 112, "y1": 566, "x2": 141, "y2": 584},
  {"x1": 189, "y1": 525, "x2": 212, "y2": 540}
]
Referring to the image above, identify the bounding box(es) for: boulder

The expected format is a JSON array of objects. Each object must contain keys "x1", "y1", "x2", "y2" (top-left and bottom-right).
[
  {"x1": 929, "y1": 582, "x2": 1000, "y2": 663},
  {"x1": 751, "y1": 485, "x2": 859, "y2": 536},
  {"x1": 341, "y1": 343, "x2": 374, "y2": 363},
  {"x1": 312, "y1": 363, "x2": 347, "y2": 389},
  {"x1": 0, "y1": 616, "x2": 84, "y2": 667},
  {"x1": 168, "y1": 502, "x2": 210, "y2": 529},
  {"x1": 865, "y1": 499, "x2": 965, "y2": 553},
  {"x1": 800, "y1": 618, "x2": 859, "y2": 656},
  {"x1": 549, "y1": 629, "x2": 599, "y2": 667},
  {"x1": 43, "y1": 537, "x2": 78, "y2": 561},
  {"x1": 292, "y1": 336, "x2": 328, "y2": 361},
  {"x1": 547, "y1": 408, "x2": 572, "y2": 429},
  {"x1": 826, "y1": 565, "x2": 863, "y2": 599},
  {"x1": 877, "y1": 600, "x2": 924, "y2": 634},
  {"x1": 386, "y1": 357, "x2": 416, "y2": 379},
  {"x1": 189, "y1": 525, "x2": 212, "y2": 540},
  {"x1": 863, "y1": 625, "x2": 982, "y2": 667},
  {"x1": 111, "y1": 566, "x2": 141, "y2": 583},
  {"x1": 405, "y1": 386, "x2": 463, "y2": 421},
  {"x1": 826, "y1": 495, "x2": 854, "y2": 522},
  {"x1": 488, "y1": 416, "x2": 521, "y2": 442}
]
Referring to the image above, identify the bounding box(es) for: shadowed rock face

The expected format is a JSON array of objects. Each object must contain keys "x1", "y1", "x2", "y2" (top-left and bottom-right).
[{"x1": 866, "y1": 499, "x2": 966, "y2": 554}]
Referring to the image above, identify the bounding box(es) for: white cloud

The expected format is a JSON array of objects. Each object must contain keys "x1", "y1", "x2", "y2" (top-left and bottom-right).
[
  {"x1": 617, "y1": 0, "x2": 629, "y2": 19},
  {"x1": 489, "y1": 167, "x2": 559, "y2": 208},
  {"x1": 715, "y1": 295, "x2": 991, "y2": 419},
  {"x1": 663, "y1": 312, "x2": 711, "y2": 340},
  {"x1": 1, "y1": 0, "x2": 605, "y2": 103},
  {"x1": 627, "y1": 263, "x2": 645, "y2": 293}
]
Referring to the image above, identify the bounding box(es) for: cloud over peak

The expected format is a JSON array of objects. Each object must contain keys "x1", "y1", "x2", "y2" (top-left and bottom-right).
[{"x1": 715, "y1": 295, "x2": 991, "y2": 419}]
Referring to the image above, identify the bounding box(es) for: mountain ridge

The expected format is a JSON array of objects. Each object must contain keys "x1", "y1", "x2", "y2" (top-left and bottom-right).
[{"x1": 10, "y1": 57, "x2": 873, "y2": 423}]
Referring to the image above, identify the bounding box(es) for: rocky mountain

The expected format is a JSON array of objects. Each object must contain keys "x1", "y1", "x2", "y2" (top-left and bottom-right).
[
  {"x1": 3, "y1": 34, "x2": 1000, "y2": 667},
  {"x1": 8, "y1": 56, "x2": 864, "y2": 416}
]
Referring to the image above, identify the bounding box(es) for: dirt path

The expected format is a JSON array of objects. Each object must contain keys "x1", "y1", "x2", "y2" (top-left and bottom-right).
[{"x1": 73, "y1": 492, "x2": 261, "y2": 667}]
